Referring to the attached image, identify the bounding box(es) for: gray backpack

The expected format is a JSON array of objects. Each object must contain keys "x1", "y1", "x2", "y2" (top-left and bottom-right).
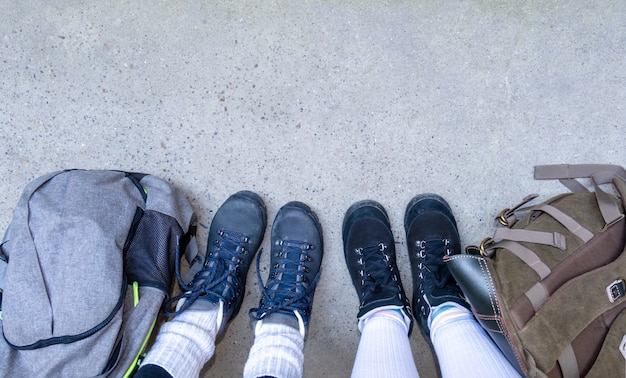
[{"x1": 0, "y1": 170, "x2": 196, "y2": 377}]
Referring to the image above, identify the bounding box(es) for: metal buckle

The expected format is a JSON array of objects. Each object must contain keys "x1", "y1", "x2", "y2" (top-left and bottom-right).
[
  {"x1": 495, "y1": 194, "x2": 540, "y2": 227},
  {"x1": 479, "y1": 237, "x2": 494, "y2": 257},
  {"x1": 497, "y1": 208, "x2": 511, "y2": 227},
  {"x1": 607, "y1": 279, "x2": 626, "y2": 303}
]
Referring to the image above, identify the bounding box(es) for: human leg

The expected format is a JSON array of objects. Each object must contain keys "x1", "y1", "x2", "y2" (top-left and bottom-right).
[
  {"x1": 405, "y1": 193, "x2": 520, "y2": 378},
  {"x1": 136, "y1": 191, "x2": 267, "y2": 378},
  {"x1": 244, "y1": 201, "x2": 324, "y2": 378},
  {"x1": 429, "y1": 305, "x2": 522, "y2": 378},
  {"x1": 134, "y1": 301, "x2": 219, "y2": 378},
  {"x1": 343, "y1": 200, "x2": 419, "y2": 378}
]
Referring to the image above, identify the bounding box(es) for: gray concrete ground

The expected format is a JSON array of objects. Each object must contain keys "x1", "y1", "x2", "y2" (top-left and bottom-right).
[{"x1": 1, "y1": 1, "x2": 625, "y2": 377}]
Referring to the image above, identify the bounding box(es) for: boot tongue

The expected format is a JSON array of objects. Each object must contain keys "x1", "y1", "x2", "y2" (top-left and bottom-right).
[
  {"x1": 369, "y1": 281, "x2": 395, "y2": 297},
  {"x1": 423, "y1": 239, "x2": 454, "y2": 289},
  {"x1": 362, "y1": 244, "x2": 396, "y2": 297}
]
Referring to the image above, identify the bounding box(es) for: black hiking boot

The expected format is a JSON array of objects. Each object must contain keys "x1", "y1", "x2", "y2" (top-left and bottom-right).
[
  {"x1": 404, "y1": 193, "x2": 469, "y2": 336},
  {"x1": 249, "y1": 201, "x2": 323, "y2": 338},
  {"x1": 343, "y1": 200, "x2": 413, "y2": 334},
  {"x1": 165, "y1": 190, "x2": 266, "y2": 337}
]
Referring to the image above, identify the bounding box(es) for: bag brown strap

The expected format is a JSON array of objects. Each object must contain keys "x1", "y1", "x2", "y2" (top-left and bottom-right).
[
  {"x1": 535, "y1": 164, "x2": 625, "y2": 225},
  {"x1": 534, "y1": 164, "x2": 626, "y2": 182}
]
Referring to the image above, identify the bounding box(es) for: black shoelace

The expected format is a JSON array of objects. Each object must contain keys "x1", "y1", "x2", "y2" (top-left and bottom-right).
[
  {"x1": 358, "y1": 243, "x2": 396, "y2": 299},
  {"x1": 419, "y1": 239, "x2": 454, "y2": 289}
]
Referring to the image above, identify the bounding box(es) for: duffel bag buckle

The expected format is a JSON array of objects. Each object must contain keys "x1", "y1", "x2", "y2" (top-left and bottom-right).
[
  {"x1": 607, "y1": 278, "x2": 626, "y2": 303},
  {"x1": 495, "y1": 194, "x2": 540, "y2": 227},
  {"x1": 479, "y1": 237, "x2": 495, "y2": 257}
]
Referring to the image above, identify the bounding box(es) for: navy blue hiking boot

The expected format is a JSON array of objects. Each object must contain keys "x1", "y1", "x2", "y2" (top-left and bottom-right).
[
  {"x1": 404, "y1": 194, "x2": 469, "y2": 336},
  {"x1": 165, "y1": 190, "x2": 266, "y2": 337},
  {"x1": 249, "y1": 201, "x2": 323, "y2": 338},
  {"x1": 343, "y1": 200, "x2": 413, "y2": 334}
]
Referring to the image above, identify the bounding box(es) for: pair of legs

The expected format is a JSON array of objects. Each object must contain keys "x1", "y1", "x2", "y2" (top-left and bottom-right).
[
  {"x1": 343, "y1": 194, "x2": 521, "y2": 378},
  {"x1": 135, "y1": 191, "x2": 323, "y2": 378}
]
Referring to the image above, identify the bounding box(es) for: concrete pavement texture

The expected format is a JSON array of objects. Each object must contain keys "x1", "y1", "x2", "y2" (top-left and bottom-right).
[{"x1": 1, "y1": 1, "x2": 624, "y2": 377}]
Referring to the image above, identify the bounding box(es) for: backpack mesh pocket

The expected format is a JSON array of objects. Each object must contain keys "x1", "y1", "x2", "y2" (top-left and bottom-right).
[{"x1": 124, "y1": 208, "x2": 182, "y2": 292}]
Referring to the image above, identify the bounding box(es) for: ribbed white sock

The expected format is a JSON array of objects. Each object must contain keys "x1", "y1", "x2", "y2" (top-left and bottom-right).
[
  {"x1": 430, "y1": 304, "x2": 521, "y2": 378},
  {"x1": 140, "y1": 301, "x2": 218, "y2": 378},
  {"x1": 351, "y1": 308, "x2": 420, "y2": 378},
  {"x1": 243, "y1": 321, "x2": 305, "y2": 378}
]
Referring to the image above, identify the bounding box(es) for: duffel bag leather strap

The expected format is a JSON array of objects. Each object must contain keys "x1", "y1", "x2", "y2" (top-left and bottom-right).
[{"x1": 446, "y1": 252, "x2": 528, "y2": 377}]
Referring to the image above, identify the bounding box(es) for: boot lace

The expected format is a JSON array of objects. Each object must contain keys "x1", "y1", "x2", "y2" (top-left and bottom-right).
[
  {"x1": 358, "y1": 243, "x2": 397, "y2": 300},
  {"x1": 163, "y1": 229, "x2": 251, "y2": 316},
  {"x1": 419, "y1": 238, "x2": 454, "y2": 291},
  {"x1": 249, "y1": 239, "x2": 321, "y2": 320}
]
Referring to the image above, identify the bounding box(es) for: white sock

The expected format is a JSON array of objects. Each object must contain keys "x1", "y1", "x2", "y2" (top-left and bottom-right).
[
  {"x1": 243, "y1": 321, "x2": 305, "y2": 378},
  {"x1": 430, "y1": 304, "x2": 522, "y2": 378},
  {"x1": 351, "y1": 308, "x2": 420, "y2": 378},
  {"x1": 140, "y1": 301, "x2": 218, "y2": 378}
]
